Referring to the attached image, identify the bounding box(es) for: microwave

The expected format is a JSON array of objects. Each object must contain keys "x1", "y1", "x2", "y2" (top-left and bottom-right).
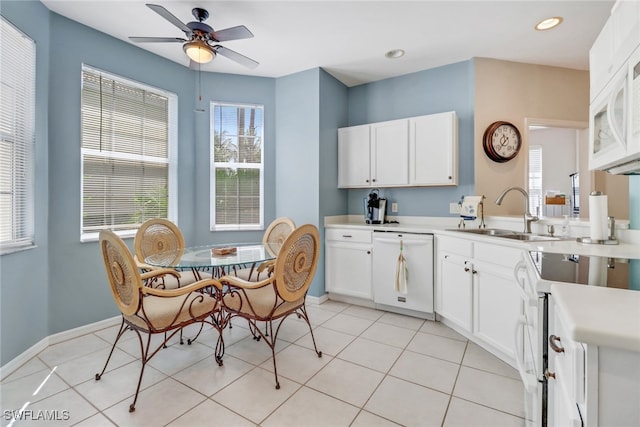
[{"x1": 590, "y1": 44, "x2": 640, "y2": 174}]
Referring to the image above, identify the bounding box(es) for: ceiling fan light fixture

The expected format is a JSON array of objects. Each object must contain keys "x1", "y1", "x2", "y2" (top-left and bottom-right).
[
  {"x1": 183, "y1": 40, "x2": 215, "y2": 63},
  {"x1": 535, "y1": 16, "x2": 563, "y2": 31}
]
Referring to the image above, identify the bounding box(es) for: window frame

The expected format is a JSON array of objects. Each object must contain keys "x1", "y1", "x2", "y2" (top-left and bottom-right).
[
  {"x1": 528, "y1": 144, "x2": 543, "y2": 216},
  {"x1": 0, "y1": 17, "x2": 36, "y2": 255},
  {"x1": 210, "y1": 101, "x2": 264, "y2": 231},
  {"x1": 79, "y1": 65, "x2": 178, "y2": 242}
]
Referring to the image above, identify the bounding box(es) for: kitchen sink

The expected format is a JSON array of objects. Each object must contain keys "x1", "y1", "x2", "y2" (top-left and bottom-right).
[
  {"x1": 447, "y1": 228, "x2": 563, "y2": 241},
  {"x1": 445, "y1": 228, "x2": 515, "y2": 236},
  {"x1": 498, "y1": 233, "x2": 562, "y2": 241}
]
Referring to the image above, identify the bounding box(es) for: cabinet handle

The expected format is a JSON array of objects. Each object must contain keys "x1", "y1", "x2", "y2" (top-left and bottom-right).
[
  {"x1": 372, "y1": 178, "x2": 376, "y2": 182},
  {"x1": 448, "y1": 176, "x2": 452, "y2": 180},
  {"x1": 367, "y1": 250, "x2": 371, "y2": 254},
  {"x1": 472, "y1": 270, "x2": 477, "y2": 274},
  {"x1": 365, "y1": 179, "x2": 369, "y2": 183},
  {"x1": 549, "y1": 335, "x2": 565, "y2": 353},
  {"x1": 544, "y1": 368, "x2": 556, "y2": 380},
  {"x1": 342, "y1": 235, "x2": 352, "y2": 238},
  {"x1": 464, "y1": 267, "x2": 470, "y2": 272}
]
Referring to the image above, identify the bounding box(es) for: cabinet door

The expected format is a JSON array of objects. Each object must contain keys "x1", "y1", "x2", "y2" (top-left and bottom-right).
[
  {"x1": 338, "y1": 125, "x2": 371, "y2": 188},
  {"x1": 436, "y1": 252, "x2": 473, "y2": 332},
  {"x1": 611, "y1": 0, "x2": 640, "y2": 70},
  {"x1": 409, "y1": 112, "x2": 458, "y2": 186},
  {"x1": 325, "y1": 241, "x2": 372, "y2": 299},
  {"x1": 590, "y1": 18, "x2": 615, "y2": 101},
  {"x1": 473, "y1": 261, "x2": 523, "y2": 361},
  {"x1": 370, "y1": 119, "x2": 409, "y2": 186}
]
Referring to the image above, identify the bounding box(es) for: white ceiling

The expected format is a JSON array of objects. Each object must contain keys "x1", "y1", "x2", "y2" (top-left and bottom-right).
[{"x1": 41, "y1": 0, "x2": 614, "y2": 87}]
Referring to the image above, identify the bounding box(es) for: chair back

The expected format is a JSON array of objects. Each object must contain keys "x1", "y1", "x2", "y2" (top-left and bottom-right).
[
  {"x1": 134, "y1": 218, "x2": 185, "y2": 266},
  {"x1": 263, "y1": 217, "x2": 296, "y2": 257},
  {"x1": 273, "y1": 224, "x2": 319, "y2": 302},
  {"x1": 100, "y1": 230, "x2": 143, "y2": 316}
]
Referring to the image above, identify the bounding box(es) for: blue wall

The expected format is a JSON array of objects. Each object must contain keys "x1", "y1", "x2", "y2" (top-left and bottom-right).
[
  {"x1": 346, "y1": 61, "x2": 475, "y2": 218},
  {"x1": 0, "y1": 0, "x2": 50, "y2": 367}
]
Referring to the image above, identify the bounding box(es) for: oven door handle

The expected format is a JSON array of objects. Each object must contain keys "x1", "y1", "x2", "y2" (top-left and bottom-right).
[{"x1": 514, "y1": 315, "x2": 538, "y2": 393}]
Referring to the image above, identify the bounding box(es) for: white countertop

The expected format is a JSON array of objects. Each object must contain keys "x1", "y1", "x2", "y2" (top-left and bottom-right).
[
  {"x1": 551, "y1": 283, "x2": 640, "y2": 353},
  {"x1": 324, "y1": 215, "x2": 640, "y2": 259}
]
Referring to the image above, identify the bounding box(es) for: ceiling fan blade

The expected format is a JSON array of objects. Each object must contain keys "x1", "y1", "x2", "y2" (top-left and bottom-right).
[
  {"x1": 211, "y1": 25, "x2": 254, "y2": 42},
  {"x1": 129, "y1": 37, "x2": 186, "y2": 43},
  {"x1": 214, "y1": 46, "x2": 259, "y2": 69},
  {"x1": 146, "y1": 3, "x2": 191, "y2": 34}
]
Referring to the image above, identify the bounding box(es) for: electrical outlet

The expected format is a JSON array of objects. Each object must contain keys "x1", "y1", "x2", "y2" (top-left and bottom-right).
[
  {"x1": 449, "y1": 203, "x2": 461, "y2": 214},
  {"x1": 391, "y1": 202, "x2": 398, "y2": 213}
]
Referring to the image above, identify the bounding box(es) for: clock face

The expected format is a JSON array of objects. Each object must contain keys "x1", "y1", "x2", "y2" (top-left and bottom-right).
[
  {"x1": 482, "y1": 121, "x2": 521, "y2": 162},
  {"x1": 491, "y1": 124, "x2": 520, "y2": 158}
]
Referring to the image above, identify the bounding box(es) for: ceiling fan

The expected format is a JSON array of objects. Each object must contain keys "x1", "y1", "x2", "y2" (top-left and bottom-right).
[{"x1": 129, "y1": 3, "x2": 258, "y2": 69}]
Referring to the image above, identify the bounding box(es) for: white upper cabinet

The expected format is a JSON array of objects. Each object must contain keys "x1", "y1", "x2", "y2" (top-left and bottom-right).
[
  {"x1": 409, "y1": 111, "x2": 458, "y2": 186},
  {"x1": 590, "y1": 0, "x2": 640, "y2": 101},
  {"x1": 370, "y1": 119, "x2": 409, "y2": 187},
  {"x1": 338, "y1": 124, "x2": 371, "y2": 187},
  {"x1": 338, "y1": 111, "x2": 458, "y2": 188}
]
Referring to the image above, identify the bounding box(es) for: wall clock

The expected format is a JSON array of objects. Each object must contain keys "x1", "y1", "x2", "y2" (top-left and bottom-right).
[{"x1": 482, "y1": 121, "x2": 521, "y2": 163}]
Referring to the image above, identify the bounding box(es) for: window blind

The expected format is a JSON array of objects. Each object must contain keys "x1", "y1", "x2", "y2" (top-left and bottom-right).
[
  {"x1": 528, "y1": 145, "x2": 543, "y2": 215},
  {"x1": 0, "y1": 17, "x2": 35, "y2": 254},
  {"x1": 211, "y1": 103, "x2": 264, "y2": 230},
  {"x1": 81, "y1": 66, "x2": 176, "y2": 239}
]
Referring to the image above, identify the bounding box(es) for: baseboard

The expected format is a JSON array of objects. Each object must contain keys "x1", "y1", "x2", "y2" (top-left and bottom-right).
[
  {"x1": 0, "y1": 315, "x2": 120, "y2": 381},
  {"x1": 306, "y1": 293, "x2": 329, "y2": 305},
  {"x1": 47, "y1": 316, "x2": 120, "y2": 346},
  {"x1": 0, "y1": 338, "x2": 49, "y2": 382}
]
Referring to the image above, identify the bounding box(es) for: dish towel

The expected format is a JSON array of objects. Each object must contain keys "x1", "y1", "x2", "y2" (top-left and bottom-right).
[
  {"x1": 395, "y1": 240, "x2": 408, "y2": 295},
  {"x1": 460, "y1": 195, "x2": 483, "y2": 220}
]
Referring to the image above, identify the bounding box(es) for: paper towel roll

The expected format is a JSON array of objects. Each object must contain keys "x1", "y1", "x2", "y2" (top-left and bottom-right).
[
  {"x1": 589, "y1": 194, "x2": 608, "y2": 241},
  {"x1": 587, "y1": 257, "x2": 608, "y2": 285}
]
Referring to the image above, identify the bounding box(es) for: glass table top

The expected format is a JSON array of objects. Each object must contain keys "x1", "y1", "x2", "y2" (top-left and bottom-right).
[{"x1": 144, "y1": 242, "x2": 277, "y2": 269}]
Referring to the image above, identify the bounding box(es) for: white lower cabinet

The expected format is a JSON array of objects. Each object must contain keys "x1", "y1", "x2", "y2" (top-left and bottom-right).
[
  {"x1": 325, "y1": 228, "x2": 372, "y2": 299},
  {"x1": 549, "y1": 298, "x2": 640, "y2": 426},
  {"x1": 437, "y1": 251, "x2": 473, "y2": 331},
  {"x1": 435, "y1": 235, "x2": 522, "y2": 364}
]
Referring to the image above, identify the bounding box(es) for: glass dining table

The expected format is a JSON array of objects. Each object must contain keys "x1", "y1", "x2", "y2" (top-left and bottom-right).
[{"x1": 143, "y1": 242, "x2": 278, "y2": 280}]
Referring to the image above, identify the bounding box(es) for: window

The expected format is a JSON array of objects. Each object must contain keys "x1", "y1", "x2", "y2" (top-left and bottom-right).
[
  {"x1": 528, "y1": 145, "x2": 543, "y2": 216},
  {"x1": 0, "y1": 17, "x2": 35, "y2": 254},
  {"x1": 81, "y1": 66, "x2": 177, "y2": 241},
  {"x1": 210, "y1": 102, "x2": 264, "y2": 231}
]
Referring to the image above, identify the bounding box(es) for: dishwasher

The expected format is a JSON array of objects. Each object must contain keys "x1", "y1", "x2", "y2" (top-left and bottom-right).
[{"x1": 372, "y1": 231, "x2": 434, "y2": 314}]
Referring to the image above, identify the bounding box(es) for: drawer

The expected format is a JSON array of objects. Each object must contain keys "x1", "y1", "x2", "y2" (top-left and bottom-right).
[
  {"x1": 474, "y1": 242, "x2": 521, "y2": 268},
  {"x1": 436, "y1": 235, "x2": 472, "y2": 257},
  {"x1": 326, "y1": 228, "x2": 372, "y2": 244}
]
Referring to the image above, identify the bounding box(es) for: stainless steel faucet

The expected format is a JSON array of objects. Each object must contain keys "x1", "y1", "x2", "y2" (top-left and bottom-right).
[{"x1": 495, "y1": 186, "x2": 539, "y2": 233}]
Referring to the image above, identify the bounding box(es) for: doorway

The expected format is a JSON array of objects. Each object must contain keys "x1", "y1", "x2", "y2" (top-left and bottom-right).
[{"x1": 524, "y1": 118, "x2": 630, "y2": 220}]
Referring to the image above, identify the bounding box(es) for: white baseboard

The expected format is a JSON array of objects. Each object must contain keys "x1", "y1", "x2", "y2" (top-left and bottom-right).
[
  {"x1": 0, "y1": 315, "x2": 120, "y2": 381},
  {"x1": 306, "y1": 293, "x2": 329, "y2": 305}
]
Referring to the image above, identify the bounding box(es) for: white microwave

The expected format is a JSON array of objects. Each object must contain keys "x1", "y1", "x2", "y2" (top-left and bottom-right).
[{"x1": 590, "y1": 44, "x2": 640, "y2": 174}]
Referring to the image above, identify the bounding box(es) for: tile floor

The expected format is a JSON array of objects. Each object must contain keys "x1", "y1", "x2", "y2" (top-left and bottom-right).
[{"x1": 1, "y1": 301, "x2": 525, "y2": 426}]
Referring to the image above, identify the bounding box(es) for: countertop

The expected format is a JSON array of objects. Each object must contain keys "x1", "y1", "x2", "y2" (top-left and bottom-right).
[
  {"x1": 325, "y1": 215, "x2": 640, "y2": 259},
  {"x1": 551, "y1": 283, "x2": 640, "y2": 353}
]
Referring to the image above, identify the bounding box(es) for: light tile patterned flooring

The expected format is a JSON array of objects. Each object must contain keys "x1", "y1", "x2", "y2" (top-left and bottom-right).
[{"x1": 1, "y1": 301, "x2": 525, "y2": 426}]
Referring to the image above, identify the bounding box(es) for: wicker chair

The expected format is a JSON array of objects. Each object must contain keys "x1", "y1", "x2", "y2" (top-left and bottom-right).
[
  {"x1": 232, "y1": 217, "x2": 296, "y2": 281},
  {"x1": 219, "y1": 224, "x2": 322, "y2": 389},
  {"x1": 134, "y1": 218, "x2": 212, "y2": 289},
  {"x1": 96, "y1": 230, "x2": 225, "y2": 412}
]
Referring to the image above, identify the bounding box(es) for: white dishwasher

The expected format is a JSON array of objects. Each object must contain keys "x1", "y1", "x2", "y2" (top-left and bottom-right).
[{"x1": 372, "y1": 231, "x2": 434, "y2": 314}]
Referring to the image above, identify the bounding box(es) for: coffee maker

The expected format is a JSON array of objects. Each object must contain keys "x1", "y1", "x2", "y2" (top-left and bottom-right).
[{"x1": 364, "y1": 190, "x2": 387, "y2": 224}]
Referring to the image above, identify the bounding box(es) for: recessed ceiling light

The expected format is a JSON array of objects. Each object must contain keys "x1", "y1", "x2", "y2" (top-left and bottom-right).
[
  {"x1": 385, "y1": 49, "x2": 405, "y2": 59},
  {"x1": 535, "y1": 16, "x2": 563, "y2": 31}
]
